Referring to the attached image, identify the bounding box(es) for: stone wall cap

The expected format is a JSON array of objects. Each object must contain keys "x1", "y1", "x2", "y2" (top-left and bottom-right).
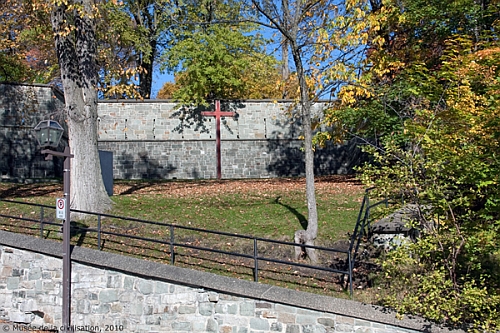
[
  {"x1": 97, "y1": 99, "x2": 332, "y2": 104},
  {"x1": 0, "y1": 82, "x2": 65, "y2": 102},
  {"x1": 0, "y1": 229, "x2": 463, "y2": 333}
]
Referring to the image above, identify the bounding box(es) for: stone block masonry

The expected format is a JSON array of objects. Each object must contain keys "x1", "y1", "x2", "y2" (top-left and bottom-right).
[
  {"x1": 99, "y1": 139, "x2": 360, "y2": 180},
  {"x1": 0, "y1": 83, "x2": 366, "y2": 180},
  {"x1": 96, "y1": 100, "x2": 316, "y2": 141},
  {"x1": 0, "y1": 231, "x2": 463, "y2": 333},
  {"x1": 96, "y1": 100, "x2": 361, "y2": 179}
]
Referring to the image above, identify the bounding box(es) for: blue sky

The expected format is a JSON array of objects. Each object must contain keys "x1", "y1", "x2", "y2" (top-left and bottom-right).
[{"x1": 151, "y1": 70, "x2": 173, "y2": 99}]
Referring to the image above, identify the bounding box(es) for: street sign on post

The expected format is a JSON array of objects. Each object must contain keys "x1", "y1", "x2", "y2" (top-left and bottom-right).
[{"x1": 56, "y1": 198, "x2": 66, "y2": 220}]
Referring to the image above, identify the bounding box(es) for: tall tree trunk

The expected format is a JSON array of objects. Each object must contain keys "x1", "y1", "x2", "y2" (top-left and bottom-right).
[
  {"x1": 281, "y1": 0, "x2": 290, "y2": 98},
  {"x1": 52, "y1": 0, "x2": 113, "y2": 215},
  {"x1": 281, "y1": 38, "x2": 290, "y2": 98},
  {"x1": 138, "y1": 57, "x2": 154, "y2": 98},
  {"x1": 290, "y1": 41, "x2": 318, "y2": 263},
  {"x1": 138, "y1": 39, "x2": 157, "y2": 99}
]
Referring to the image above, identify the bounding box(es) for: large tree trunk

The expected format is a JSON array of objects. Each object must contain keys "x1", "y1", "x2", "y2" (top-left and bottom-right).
[
  {"x1": 248, "y1": 0, "x2": 320, "y2": 263},
  {"x1": 52, "y1": 0, "x2": 113, "y2": 215},
  {"x1": 138, "y1": 58, "x2": 154, "y2": 98},
  {"x1": 138, "y1": 38, "x2": 157, "y2": 99},
  {"x1": 290, "y1": 41, "x2": 318, "y2": 263}
]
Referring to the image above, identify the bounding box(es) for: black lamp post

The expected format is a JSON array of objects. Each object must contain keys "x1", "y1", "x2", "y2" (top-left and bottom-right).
[{"x1": 33, "y1": 120, "x2": 73, "y2": 333}]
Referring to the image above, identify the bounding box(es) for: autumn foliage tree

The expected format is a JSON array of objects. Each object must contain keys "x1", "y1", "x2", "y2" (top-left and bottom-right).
[
  {"x1": 157, "y1": 58, "x2": 298, "y2": 100},
  {"x1": 367, "y1": 40, "x2": 500, "y2": 331},
  {"x1": 323, "y1": 0, "x2": 500, "y2": 328},
  {"x1": 0, "y1": 0, "x2": 57, "y2": 83},
  {"x1": 246, "y1": 0, "x2": 371, "y2": 262},
  {"x1": 0, "y1": 0, "x2": 112, "y2": 214},
  {"x1": 94, "y1": 1, "x2": 142, "y2": 98},
  {"x1": 157, "y1": 0, "x2": 286, "y2": 104},
  {"x1": 161, "y1": 25, "x2": 278, "y2": 104}
]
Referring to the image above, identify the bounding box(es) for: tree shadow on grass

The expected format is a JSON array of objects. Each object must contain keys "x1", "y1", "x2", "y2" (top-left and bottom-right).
[
  {"x1": 71, "y1": 221, "x2": 88, "y2": 247},
  {"x1": 0, "y1": 183, "x2": 62, "y2": 199},
  {"x1": 274, "y1": 196, "x2": 308, "y2": 230}
]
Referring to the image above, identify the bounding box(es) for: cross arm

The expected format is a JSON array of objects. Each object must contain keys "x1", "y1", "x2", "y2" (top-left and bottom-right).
[
  {"x1": 41, "y1": 149, "x2": 74, "y2": 159},
  {"x1": 201, "y1": 111, "x2": 236, "y2": 117}
]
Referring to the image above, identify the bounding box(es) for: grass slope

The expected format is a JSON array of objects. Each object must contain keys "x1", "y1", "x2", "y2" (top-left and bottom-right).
[{"x1": 0, "y1": 176, "x2": 367, "y2": 298}]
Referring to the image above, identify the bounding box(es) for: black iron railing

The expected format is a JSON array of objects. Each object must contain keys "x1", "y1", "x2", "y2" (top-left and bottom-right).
[
  {"x1": 0, "y1": 198, "x2": 354, "y2": 296},
  {"x1": 348, "y1": 187, "x2": 388, "y2": 269}
]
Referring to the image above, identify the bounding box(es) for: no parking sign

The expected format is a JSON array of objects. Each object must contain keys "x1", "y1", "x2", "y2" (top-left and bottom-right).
[{"x1": 56, "y1": 198, "x2": 66, "y2": 220}]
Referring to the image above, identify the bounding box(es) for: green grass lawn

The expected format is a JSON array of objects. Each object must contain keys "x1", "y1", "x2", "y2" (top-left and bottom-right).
[
  {"x1": 110, "y1": 182, "x2": 362, "y2": 245},
  {"x1": 0, "y1": 176, "x2": 367, "y2": 298}
]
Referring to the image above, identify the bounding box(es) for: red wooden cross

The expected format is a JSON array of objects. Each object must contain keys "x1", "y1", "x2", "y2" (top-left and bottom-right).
[{"x1": 201, "y1": 100, "x2": 236, "y2": 179}]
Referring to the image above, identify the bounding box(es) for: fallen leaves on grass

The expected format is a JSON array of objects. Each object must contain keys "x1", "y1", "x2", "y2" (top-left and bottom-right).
[
  {"x1": 0, "y1": 176, "x2": 362, "y2": 200},
  {"x1": 113, "y1": 175, "x2": 362, "y2": 198}
]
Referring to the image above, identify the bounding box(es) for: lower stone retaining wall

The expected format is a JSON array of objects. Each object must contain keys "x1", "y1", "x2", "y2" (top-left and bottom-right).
[{"x1": 0, "y1": 231, "x2": 461, "y2": 333}]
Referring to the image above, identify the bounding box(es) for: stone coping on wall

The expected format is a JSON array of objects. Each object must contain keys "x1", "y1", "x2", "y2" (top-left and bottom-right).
[
  {"x1": 0, "y1": 82, "x2": 65, "y2": 99},
  {"x1": 97, "y1": 99, "x2": 331, "y2": 104},
  {"x1": 0, "y1": 230, "x2": 463, "y2": 333}
]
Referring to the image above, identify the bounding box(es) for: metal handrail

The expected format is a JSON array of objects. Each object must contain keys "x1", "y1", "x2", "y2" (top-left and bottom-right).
[
  {"x1": 348, "y1": 187, "x2": 388, "y2": 272},
  {"x1": 0, "y1": 198, "x2": 354, "y2": 296}
]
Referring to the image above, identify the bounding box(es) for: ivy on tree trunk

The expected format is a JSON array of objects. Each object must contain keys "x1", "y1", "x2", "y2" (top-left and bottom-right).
[{"x1": 51, "y1": 0, "x2": 113, "y2": 215}]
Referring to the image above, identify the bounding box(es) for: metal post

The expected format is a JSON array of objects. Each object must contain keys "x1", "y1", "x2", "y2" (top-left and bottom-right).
[
  {"x1": 97, "y1": 214, "x2": 102, "y2": 250},
  {"x1": 348, "y1": 251, "x2": 353, "y2": 298},
  {"x1": 35, "y1": 121, "x2": 72, "y2": 332},
  {"x1": 253, "y1": 238, "x2": 258, "y2": 282},
  {"x1": 40, "y1": 207, "x2": 44, "y2": 238},
  {"x1": 170, "y1": 225, "x2": 175, "y2": 265},
  {"x1": 62, "y1": 146, "x2": 71, "y2": 333}
]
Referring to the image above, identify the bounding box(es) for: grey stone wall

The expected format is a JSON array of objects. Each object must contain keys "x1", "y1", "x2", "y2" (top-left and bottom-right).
[
  {"x1": 0, "y1": 83, "x2": 365, "y2": 181},
  {"x1": 96, "y1": 100, "x2": 362, "y2": 179},
  {"x1": 0, "y1": 231, "x2": 461, "y2": 333},
  {"x1": 99, "y1": 139, "x2": 360, "y2": 179},
  {"x1": 96, "y1": 100, "x2": 312, "y2": 141}
]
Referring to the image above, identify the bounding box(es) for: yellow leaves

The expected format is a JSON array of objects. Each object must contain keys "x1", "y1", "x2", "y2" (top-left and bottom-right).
[
  {"x1": 354, "y1": 7, "x2": 366, "y2": 19},
  {"x1": 52, "y1": 0, "x2": 70, "y2": 6},
  {"x1": 54, "y1": 24, "x2": 75, "y2": 38},
  {"x1": 340, "y1": 89, "x2": 356, "y2": 105},
  {"x1": 345, "y1": 0, "x2": 365, "y2": 10},
  {"x1": 319, "y1": 28, "x2": 329, "y2": 43},
  {"x1": 475, "y1": 47, "x2": 500, "y2": 60},
  {"x1": 337, "y1": 84, "x2": 373, "y2": 106},
  {"x1": 104, "y1": 84, "x2": 142, "y2": 100},
  {"x1": 373, "y1": 35, "x2": 385, "y2": 48},
  {"x1": 370, "y1": 54, "x2": 405, "y2": 79}
]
